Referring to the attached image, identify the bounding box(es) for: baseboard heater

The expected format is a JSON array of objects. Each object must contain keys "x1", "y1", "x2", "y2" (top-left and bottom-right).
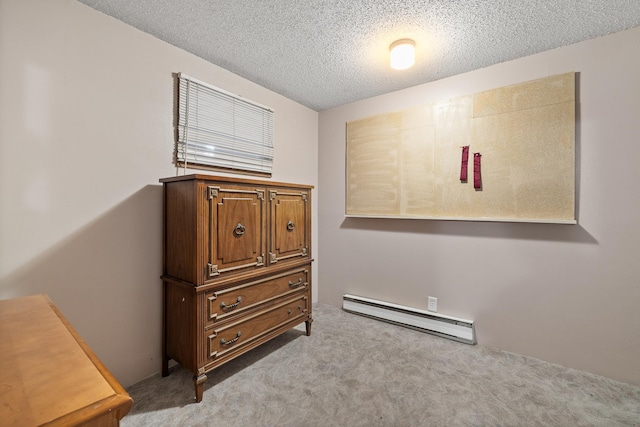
[{"x1": 342, "y1": 294, "x2": 476, "y2": 345}]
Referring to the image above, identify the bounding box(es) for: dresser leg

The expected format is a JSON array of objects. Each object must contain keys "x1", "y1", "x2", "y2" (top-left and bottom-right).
[
  {"x1": 161, "y1": 354, "x2": 169, "y2": 377},
  {"x1": 305, "y1": 317, "x2": 313, "y2": 336},
  {"x1": 194, "y1": 372, "x2": 207, "y2": 403}
]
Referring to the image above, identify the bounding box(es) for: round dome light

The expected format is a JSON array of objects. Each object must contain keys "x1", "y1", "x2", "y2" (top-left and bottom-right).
[{"x1": 389, "y1": 39, "x2": 415, "y2": 70}]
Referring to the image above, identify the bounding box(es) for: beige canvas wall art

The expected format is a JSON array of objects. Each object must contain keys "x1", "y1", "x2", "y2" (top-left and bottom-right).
[{"x1": 346, "y1": 73, "x2": 576, "y2": 223}]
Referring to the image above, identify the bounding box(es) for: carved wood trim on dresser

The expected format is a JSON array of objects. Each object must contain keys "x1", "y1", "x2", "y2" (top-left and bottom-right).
[{"x1": 160, "y1": 174, "x2": 313, "y2": 402}]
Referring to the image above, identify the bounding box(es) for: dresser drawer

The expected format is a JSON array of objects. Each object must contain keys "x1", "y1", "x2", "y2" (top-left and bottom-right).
[
  {"x1": 205, "y1": 267, "x2": 309, "y2": 325},
  {"x1": 205, "y1": 295, "x2": 308, "y2": 362}
]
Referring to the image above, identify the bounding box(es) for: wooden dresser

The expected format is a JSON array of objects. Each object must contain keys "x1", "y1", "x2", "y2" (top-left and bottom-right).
[
  {"x1": 160, "y1": 174, "x2": 313, "y2": 402},
  {"x1": 0, "y1": 294, "x2": 132, "y2": 426}
]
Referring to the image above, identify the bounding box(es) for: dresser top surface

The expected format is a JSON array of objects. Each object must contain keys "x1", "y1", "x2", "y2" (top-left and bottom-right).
[
  {"x1": 159, "y1": 173, "x2": 314, "y2": 189},
  {"x1": 0, "y1": 294, "x2": 131, "y2": 426}
]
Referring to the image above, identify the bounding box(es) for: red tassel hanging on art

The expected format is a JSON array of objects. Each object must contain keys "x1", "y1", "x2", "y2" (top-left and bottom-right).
[
  {"x1": 460, "y1": 146, "x2": 469, "y2": 182},
  {"x1": 474, "y1": 153, "x2": 482, "y2": 189}
]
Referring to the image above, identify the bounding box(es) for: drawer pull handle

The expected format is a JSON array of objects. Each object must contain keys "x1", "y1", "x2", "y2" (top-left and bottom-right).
[
  {"x1": 220, "y1": 296, "x2": 242, "y2": 310},
  {"x1": 286, "y1": 221, "x2": 295, "y2": 231},
  {"x1": 220, "y1": 331, "x2": 241, "y2": 346},
  {"x1": 234, "y1": 223, "x2": 246, "y2": 236},
  {"x1": 288, "y1": 278, "x2": 304, "y2": 288}
]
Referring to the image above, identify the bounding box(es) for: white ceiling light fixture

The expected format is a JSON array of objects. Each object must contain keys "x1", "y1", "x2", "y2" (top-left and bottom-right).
[{"x1": 389, "y1": 39, "x2": 415, "y2": 70}]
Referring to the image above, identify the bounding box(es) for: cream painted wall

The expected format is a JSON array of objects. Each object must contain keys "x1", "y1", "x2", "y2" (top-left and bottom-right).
[
  {"x1": 318, "y1": 28, "x2": 640, "y2": 386},
  {"x1": 0, "y1": 0, "x2": 318, "y2": 387}
]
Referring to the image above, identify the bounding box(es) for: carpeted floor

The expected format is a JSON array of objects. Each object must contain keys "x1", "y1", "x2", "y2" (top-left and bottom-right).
[{"x1": 123, "y1": 304, "x2": 640, "y2": 426}]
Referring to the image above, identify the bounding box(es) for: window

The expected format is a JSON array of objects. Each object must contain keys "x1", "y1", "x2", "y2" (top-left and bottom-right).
[{"x1": 176, "y1": 73, "x2": 274, "y2": 176}]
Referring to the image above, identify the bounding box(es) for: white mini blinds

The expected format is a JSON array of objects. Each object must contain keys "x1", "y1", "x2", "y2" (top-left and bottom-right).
[{"x1": 176, "y1": 73, "x2": 274, "y2": 176}]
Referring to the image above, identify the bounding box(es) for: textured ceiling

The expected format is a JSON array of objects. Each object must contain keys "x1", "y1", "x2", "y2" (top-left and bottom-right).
[{"x1": 76, "y1": 0, "x2": 640, "y2": 111}]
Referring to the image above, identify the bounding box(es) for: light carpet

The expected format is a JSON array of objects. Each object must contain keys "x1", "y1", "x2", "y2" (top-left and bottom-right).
[{"x1": 123, "y1": 304, "x2": 640, "y2": 426}]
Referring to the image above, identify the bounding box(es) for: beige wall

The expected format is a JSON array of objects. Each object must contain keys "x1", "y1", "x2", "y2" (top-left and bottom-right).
[
  {"x1": 319, "y1": 27, "x2": 640, "y2": 386},
  {"x1": 0, "y1": 0, "x2": 318, "y2": 387}
]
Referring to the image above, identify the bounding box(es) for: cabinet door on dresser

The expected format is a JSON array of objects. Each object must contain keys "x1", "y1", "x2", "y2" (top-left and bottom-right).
[
  {"x1": 268, "y1": 188, "x2": 311, "y2": 264},
  {"x1": 206, "y1": 183, "x2": 267, "y2": 279}
]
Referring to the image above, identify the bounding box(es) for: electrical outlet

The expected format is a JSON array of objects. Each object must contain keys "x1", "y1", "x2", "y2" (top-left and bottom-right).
[{"x1": 427, "y1": 296, "x2": 438, "y2": 312}]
